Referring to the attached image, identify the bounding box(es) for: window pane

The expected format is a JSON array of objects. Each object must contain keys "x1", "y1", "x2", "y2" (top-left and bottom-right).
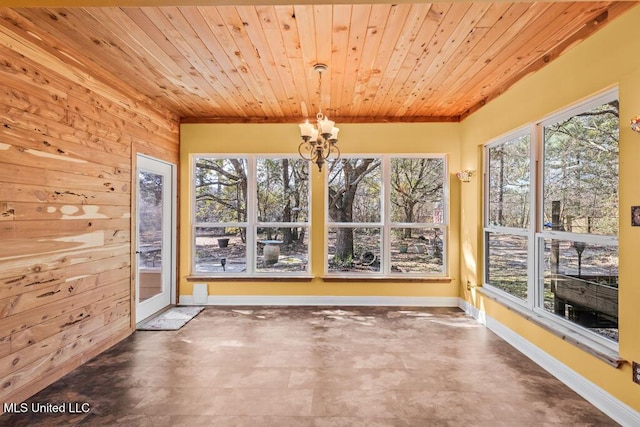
[
  {"x1": 543, "y1": 101, "x2": 619, "y2": 235},
  {"x1": 327, "y1": 158, "x2": 382, "y2": 223},
  {"x1": 488, "y1": 135, "x2": 530, "y2": 228},
  {"x1": 195, "y1": 158, "x2": 248, "y2": 223},
  {"x1": 257, "y1": 158, "x2": 309, "y2": 222},
  {"x1": 390, "y1": 227, "x2": 444, "y2": 273},
  {"x1": 542, "y1": 238, "x2": 618, "y2": 342},
  {"x1": 256, "y1": 227, "x2": 309, "y2": 273},
  {"x1": 486, "y1": 233, "x2": 528, "y2": 301},
  {"x1": 328, "y1": 227, "x2": 381, "y2": 272},
  {"x1": 390, "y1": 158, "x2": 445, "y2": 224},
  {"x1": 195, "y1": 227, "x2": 246, "y2": 273}
]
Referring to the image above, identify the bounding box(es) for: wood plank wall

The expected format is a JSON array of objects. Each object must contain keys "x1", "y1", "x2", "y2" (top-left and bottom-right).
[{"x1": 0, "y1": 9, "x2": 179, "y2": 408}]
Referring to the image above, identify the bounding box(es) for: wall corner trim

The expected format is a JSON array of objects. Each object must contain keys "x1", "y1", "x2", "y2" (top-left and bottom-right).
[{"x1": 458, "y1": 300, "x2": 640, "y2": 427}]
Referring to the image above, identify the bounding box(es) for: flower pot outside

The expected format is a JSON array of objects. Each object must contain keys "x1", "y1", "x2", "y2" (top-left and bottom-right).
[
  {"x1": 263, "y1": 244, "x2": 280, "y2": 265},
  {"x1": 217, "y1": 238, "x2": 230, "y2": 248}
]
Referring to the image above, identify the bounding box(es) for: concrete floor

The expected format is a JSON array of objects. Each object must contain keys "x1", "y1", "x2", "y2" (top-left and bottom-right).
[{"x1": 1, "y1": 306, "x2": 617, "y2": 426}]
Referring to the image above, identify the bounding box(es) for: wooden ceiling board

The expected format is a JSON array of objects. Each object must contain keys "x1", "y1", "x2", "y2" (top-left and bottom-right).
[
  {"x1": 448, "y1": 2, "x2": 603, "y2": 115},
  {"x1": 177, "y1": 6, "x2": 253, "y2": 116},
  {"x1": 366, "y1": 3, "x2": 444, "y2": 118},
  {"x1": 424, "y1": 2, "x2": 533, "y2": 116},
  {"x1": 389, "y1": 2, "x2": 485, "y2": 118},
  {"x1": 1, "y1": 2, "x2": 636, "y2": 123},
  {"x1": 327, "y1": 4, "x2": 352, "y2": 119},
  {"x1": 350, "y1": 3, "x2": 397, "y2": 118}
]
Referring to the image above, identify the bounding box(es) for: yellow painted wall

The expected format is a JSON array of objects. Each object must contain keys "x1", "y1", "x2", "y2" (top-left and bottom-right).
[
  {"x1": 459, "y1": 6, "x2": 640, "y2": 411},
  {"x1": 180, "y1": 122, "x2": 461, "y2": 298}
]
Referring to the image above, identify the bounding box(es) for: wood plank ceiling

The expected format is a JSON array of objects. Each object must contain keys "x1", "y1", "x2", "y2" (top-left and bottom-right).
[{"x1": 2, "y1": 2, "x2": 635, "y2": 123}]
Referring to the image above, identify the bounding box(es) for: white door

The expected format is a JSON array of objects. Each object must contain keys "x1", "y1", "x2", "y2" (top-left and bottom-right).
[{"x1": 136, "y1": 155, "x2": 175, "y2": 323}]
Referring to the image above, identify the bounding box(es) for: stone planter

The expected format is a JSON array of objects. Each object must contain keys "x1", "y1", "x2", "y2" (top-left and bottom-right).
[{"x1": 260, "y1": 240, "x2": 283, "y2": 265}]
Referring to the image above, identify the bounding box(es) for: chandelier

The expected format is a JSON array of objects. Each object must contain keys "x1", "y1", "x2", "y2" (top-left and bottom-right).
[{"x1": 298, "y1": 63, "x2": 340, "y2": 172}]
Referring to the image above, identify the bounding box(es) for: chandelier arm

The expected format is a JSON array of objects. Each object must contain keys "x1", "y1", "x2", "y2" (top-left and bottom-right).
[
  {"x1": 330, "y1": 144, "x2": 341, "y2": 161},
  {"x1": 298, "y1": 140, "x2": 316, "y2": 161}
]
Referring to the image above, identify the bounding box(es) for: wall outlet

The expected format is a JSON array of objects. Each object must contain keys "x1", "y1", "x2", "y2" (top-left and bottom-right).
[
  {"x1": 466, "y1": 281, "x2": 472, "y2": 291},
  {"x1": 633, "y1": 362, "x2": 640, "y2": 385}
]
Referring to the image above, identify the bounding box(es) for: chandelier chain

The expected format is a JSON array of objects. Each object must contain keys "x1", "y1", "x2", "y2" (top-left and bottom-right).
[{"x1": 317, "y1": 66, "x2": 323, "y2": 119}]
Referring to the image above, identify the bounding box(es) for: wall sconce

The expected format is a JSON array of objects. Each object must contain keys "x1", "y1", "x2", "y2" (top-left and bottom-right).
[
  {"x1": 456, "y1": 169, "x2": 475, "y2": 182},
  {"x1": 631, "y1": 116, "x2": 640, "y2": 133}
]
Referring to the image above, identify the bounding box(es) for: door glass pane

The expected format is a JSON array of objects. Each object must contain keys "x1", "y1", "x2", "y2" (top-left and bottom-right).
[{"x1": 138, "y1": 170, "x2": 164, "y2": 302}]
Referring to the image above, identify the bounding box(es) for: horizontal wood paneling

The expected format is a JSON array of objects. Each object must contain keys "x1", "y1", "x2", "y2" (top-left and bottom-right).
[
  {"x1": 0, "y1": 8, "x2": 178, "y2": 409},
  {"x1": 5, "y1": 3, "x2": 634, "y2": 122}
]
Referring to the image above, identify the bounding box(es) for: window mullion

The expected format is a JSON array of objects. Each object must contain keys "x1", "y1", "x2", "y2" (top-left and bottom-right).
[
  {"x1": 191, "y1": 153, "x2": 197, "y2": 274},
  {"x1": 247, "y1": 155, "x2": 256, "y2": 274},
  {"x1": 382, "y1": 157, "x2": 390, "y2": 275},
  {"x1": 528, "y1": 123, "x2": 539, "y2": 310}
]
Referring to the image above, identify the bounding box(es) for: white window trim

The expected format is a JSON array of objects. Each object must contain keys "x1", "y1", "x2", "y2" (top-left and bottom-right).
[
  {"x1": 483, "y1": 126, "x2": 534, "y2": 309},
  {"x1": 325, "y1": 154, "x2": 449, "y2": 278},
  {"x1": 191, "y1": 153, "x2": 312, "y2": 278},
  {"x1": 482, "y1": 88, "x2": 620, "y2": 354}
]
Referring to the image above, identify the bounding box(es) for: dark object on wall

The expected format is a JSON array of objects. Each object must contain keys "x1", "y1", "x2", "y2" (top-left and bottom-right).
[{"x1": 632, "y1": 206, "x2": 640, "y2": 226}]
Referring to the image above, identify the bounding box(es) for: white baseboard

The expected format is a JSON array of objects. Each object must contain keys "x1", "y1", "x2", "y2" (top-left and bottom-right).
[
  {"x1": 459, "y1": 300, "x2": 640, "y2": 427},
  {"x1": 179, "y1": 295, "x2": 460, "y2": 307}
]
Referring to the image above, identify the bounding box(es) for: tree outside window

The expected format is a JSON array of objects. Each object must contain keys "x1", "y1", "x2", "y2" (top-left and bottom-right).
[
  {"x1": 193, "y1": 156, "x2": 310, "y2": 275},
  {"x1": 327, "y1": 156, "x2": 447, "y2": 276}
]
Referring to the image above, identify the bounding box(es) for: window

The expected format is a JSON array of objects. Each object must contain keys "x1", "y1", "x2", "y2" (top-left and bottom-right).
[
  {"x1": 326, "y1": 156, "x2": 448, "y2": 276},
  {"x1": 485, "y1": 132, "x2": 531, "y2": 301},
  {"x1": 193, "y1": 155, "x2": 310, "y2": 276},
  {"x1": 483, "y1": 89, "x2": 619, "y2": 347}
]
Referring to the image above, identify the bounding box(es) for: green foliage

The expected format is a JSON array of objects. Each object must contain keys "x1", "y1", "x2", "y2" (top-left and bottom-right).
[
  {"x1": 390, "y1": 158, "x2": 444, "y2": 224},
  {"x1": 138, "y1": 171, "x2": 163, "y2": 239},
  {"x1": 543, "y1": 101, "x2": 619, "y2": 235},
  {"x1": 256, "y1": 158, "x2": 309, "y2": 223},
  {"x1": 488, "y1": 134, "x2": 531, "y2": 228},
  {"x1": 195, "y1": 158, "x2": 248, "y2": 224}
]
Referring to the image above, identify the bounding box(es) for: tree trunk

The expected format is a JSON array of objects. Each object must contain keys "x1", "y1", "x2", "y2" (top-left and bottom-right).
[
  {"x1": 282, "y1": 159, "x2": 293, "y2": 244},
  {"x1": 328, "y1": 159, "x2": 379, "y2": 263},
  {"x1": 335, "y1": 228, "x2": 354, "y2": 262},
  {"x1": 331, "y1": 187, "x2": 355, "y2": 261}
]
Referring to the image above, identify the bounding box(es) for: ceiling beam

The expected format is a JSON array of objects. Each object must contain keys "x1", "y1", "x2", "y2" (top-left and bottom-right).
[
  {"x1": 181, "y1": 115, "x2": 461, "y2": 124},
  {"x1": 0, "y1": 0, "x2": 615, "y2": 7}
]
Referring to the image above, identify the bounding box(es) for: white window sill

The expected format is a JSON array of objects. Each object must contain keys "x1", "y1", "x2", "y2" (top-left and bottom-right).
[
  {"x1": 478, "y1": 287, "x2": 624, "y2": 368},
  {"x1": 186, "y1": 275, "x2": 314, "y2": 282},
  {"x1": 322, "y1": 275, "x2": 453, "y2": 283}
]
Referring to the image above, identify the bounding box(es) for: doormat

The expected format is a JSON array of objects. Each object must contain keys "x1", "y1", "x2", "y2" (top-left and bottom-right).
[{"x1": 137, "y1": 306, "x2": 205, "y2": 331}]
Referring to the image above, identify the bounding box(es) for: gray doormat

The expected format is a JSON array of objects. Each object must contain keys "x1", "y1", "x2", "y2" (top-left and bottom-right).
[{"x1": 137, "y1": 306, "x2": 205, "y2": 331}]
